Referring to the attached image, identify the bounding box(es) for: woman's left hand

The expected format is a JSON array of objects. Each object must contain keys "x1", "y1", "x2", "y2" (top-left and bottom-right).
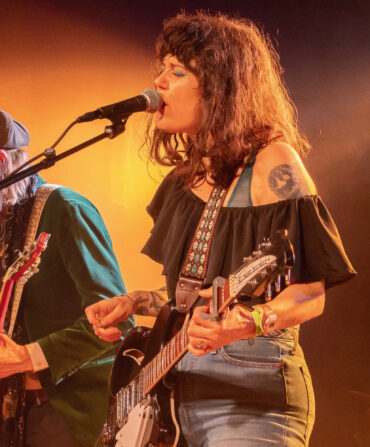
[{"x1": 187, "y1": 304, "x2": 256, "y2": 357}]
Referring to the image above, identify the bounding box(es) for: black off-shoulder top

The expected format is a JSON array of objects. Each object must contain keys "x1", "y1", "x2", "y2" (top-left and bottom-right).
[{"x1": 142, "y1": 172, "x2": 356, "y2": 302}]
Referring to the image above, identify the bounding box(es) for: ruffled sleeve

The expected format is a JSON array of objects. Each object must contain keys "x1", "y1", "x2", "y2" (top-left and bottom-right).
[{"x1": 142, "y1": 173, "x2": 356, "y2": 300}]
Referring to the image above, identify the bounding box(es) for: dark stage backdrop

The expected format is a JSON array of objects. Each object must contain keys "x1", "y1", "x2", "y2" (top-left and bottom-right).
[{"x1": 1, "y1": 1, "x2": 369, "y2": 446}]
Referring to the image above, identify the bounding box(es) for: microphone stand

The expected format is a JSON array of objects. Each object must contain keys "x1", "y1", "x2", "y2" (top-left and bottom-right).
[{"x1": 0, "y1": 119, "x2": 127, "y2": 190}]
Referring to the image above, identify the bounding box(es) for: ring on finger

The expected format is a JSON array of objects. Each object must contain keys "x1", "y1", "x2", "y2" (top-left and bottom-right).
[{"x1": 195, "y1": 340, "x2": 206, "y2": 350}]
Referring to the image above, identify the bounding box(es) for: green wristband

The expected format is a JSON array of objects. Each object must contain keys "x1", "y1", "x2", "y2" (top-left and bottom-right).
[{"x1": 251, "y1": 306, "x2": 264, "y2": 337}]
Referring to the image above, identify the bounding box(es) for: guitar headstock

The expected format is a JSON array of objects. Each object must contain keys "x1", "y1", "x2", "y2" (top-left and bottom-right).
[
  {"x1": 7, "y1": 232, "x2": 51, "y2": 283},
  {"x1": 0, "y1": 232, "x2": 51, "y2": 333},
  {"x1": 229, "y1": 229, "x2": 294, "y2": 301}
]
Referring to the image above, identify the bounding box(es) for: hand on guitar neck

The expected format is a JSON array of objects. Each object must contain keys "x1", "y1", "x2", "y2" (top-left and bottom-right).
[
  {"x1": 188, "y1": 279, "x2": 326, "y2": 357},
  {"x1": 0, "y1": 333, "x2": 33, "y2": 379},
  {"x1": 187, "y1": 303, "x2": 256, "y2": 356}
]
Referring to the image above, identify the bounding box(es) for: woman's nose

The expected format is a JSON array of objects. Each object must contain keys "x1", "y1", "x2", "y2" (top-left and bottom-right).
[{"x1": 154, "y1": 70, "x2": 168, "y2": 90}]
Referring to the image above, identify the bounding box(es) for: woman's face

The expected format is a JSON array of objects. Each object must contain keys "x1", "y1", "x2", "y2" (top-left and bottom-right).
[{"x1": 154, "y1": 55, "x2": 202, "y2": 137}]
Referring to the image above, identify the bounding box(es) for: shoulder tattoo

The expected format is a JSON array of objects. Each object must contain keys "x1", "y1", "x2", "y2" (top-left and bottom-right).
[{"x1": 268, "y1": 163, "x2": 310, "y2": 200}]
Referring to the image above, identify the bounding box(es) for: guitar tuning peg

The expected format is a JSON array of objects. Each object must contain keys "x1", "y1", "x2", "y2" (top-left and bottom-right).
[
  {"x1": 285, "y1": 269, "x2": 291, "y2": 285},
  {"x1": 274, "y1": 276, "x2": 281, "y2": 293},
  {"x1": 265, "y1": 283, "x2": 272, "y2": 301},
  {"x1": 259, "y1": 237, "x2": 271, "y2": 248},
  {"x1": 250, "y1": 279, "x2": 258, "y2": 287},
  {"x1": 258, "y1": 239, "x2": 267, "y2": 249},
  {"x1": 243, "y1": 256, "x2": 252, "y2": 263}
]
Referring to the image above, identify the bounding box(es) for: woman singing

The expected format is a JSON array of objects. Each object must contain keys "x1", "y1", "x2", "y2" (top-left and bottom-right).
[{"x1": 86, "y1": 11, "x2": 355, "y2": 446}]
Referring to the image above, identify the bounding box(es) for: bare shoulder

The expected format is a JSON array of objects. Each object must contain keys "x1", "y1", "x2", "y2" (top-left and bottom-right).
[{"x1": 251, "y1": 142, "x2": 317, "y2": 206}]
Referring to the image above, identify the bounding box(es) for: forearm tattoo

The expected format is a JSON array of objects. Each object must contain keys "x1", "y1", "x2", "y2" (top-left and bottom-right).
[
  {"x1": 268, "y1": 163, "x2": 310, "y2": 199},
  {"x1": 135, "y1": 289, "x2": 167, "y2": 316}
]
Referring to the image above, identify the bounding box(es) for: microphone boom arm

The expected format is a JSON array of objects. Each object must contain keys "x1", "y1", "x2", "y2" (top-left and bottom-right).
[{"x1": 0, "y1": 120, "x2": 127, "y2": 191}]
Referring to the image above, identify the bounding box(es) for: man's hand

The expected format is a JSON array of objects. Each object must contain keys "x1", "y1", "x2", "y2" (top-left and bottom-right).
[
  {"x1": 0, "y1": 334, "x2": 33, "y2": 378},
  {"x1": 85, "y1": 295, "x2": 135, "y2": 342}
]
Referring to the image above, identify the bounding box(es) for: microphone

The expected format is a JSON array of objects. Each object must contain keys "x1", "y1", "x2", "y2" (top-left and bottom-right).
[
  {"x1": 0, "y1": 110, "x2": 30, "y2": 150},
  {"x1": 77, "y1": 89, "x2": 163, "y2": 123}
]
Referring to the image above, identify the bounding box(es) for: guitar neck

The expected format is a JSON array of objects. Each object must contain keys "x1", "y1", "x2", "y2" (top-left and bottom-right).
[
  {"x1": 124, "y1": 281, "x2": 232, "y2": 386},
  {"x1": 127, "y1": 248, "x2": 287, "y2": 403},
  {"x1": 110, "y1": 230, "x2": 294, "y2": 433},
  {"x1": 143, "y1": 323, "x2": 189, "y2": 393},
  {"x1": 112, "y1": 253, "x2": 285, "y2": 422},
  {"x1": 0, "y1": 232, "x2": 50, "y2": 337},
  {"x1": 0, "y1": 278, "x2": 15, "y2": 332},
  {"x1": 113, "y1": 281, "x2": 235, "y2": 424}
]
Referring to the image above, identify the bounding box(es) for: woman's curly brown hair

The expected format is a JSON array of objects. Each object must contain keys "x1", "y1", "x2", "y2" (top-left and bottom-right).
[{"x1": 148, "y1": 11, "x2": 311, "y2": 188}]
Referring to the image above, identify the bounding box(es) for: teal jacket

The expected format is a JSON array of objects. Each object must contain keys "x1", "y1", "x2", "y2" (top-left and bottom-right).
[{"x1": 22, "y1": 184, "x2": 134, "y2": 446}]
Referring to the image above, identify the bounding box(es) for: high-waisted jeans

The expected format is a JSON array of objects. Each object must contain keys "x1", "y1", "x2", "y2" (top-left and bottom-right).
[{"x1": 173, "y1": 330, "x2": 315, "y2": 446}]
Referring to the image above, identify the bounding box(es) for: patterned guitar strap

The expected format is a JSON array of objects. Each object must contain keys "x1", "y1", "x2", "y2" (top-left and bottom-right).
[
  {"x1": 7, "y1": 184, "x2": 59, "y2": 337},
  {"x1": 1, "y1": 184, "x2": 59, "y2": 447},
  {"x1": 175, "y1": 186, "x2": 227, "y2": 313}
]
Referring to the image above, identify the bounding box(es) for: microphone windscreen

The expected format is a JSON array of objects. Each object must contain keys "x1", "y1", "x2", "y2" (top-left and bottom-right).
[
  {"x1": 0, "y1": 110, "x2": 30, "y2": 150},
  {"x1": 141, "y1": 89, "x2": 163, "y2": 113}
]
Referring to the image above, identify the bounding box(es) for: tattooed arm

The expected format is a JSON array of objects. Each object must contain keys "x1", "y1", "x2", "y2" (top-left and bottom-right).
[
  {"x1": 185, "y1": 143, "x2": 325, "y2": 357},
  {"x1": 131, "y1": 288, "x2": 168, "y2": 316},
  {"x1": 85, "y1": 288, "x2": 168, "y2": 342},
  {"x1": 251, "y1": 142, "x2": 316, "y2": 205}
]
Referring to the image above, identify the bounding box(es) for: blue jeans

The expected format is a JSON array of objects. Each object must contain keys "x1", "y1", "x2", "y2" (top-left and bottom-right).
[{"x1": 173, "y1": 330, "x2": 315, "y2": 446}]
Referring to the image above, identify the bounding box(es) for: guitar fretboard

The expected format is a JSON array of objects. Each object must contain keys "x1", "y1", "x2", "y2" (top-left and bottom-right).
[
  {"x1": 113, "y1": 249, "x2": 283, "y2": 426},
  {"x1": 113, "y1": 278, "x2": 233, "y2": 425}
]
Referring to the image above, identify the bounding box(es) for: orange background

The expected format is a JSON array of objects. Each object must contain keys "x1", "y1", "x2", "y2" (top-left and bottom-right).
[
  {"x1": 1, "y1": 1, "x2": 167, "y2": 326},
  {"x1": 1, "y1": 2, "x2": 369, "y2": 445}
]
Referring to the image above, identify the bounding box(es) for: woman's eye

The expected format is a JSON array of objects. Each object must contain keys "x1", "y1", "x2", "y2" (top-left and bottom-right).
[{"x1": 173, "y1": 70, "x2": 185, "y2": 77}]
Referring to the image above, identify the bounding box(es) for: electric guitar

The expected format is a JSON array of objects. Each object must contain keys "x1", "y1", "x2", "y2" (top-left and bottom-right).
[
  {"x1": 0, "y1": 232, "x2": 50, "y2": 447},
  {"x1": 103, "y1": 229, "x2": 294, "y2": 447},
  {"x1": 0, "y1": 231, "x2": 50, "y2": 334}
]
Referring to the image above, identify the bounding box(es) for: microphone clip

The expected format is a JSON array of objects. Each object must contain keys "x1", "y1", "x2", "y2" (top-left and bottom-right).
[{"x1": 104, "y1": 119, "x2": 127, "y2": 139}]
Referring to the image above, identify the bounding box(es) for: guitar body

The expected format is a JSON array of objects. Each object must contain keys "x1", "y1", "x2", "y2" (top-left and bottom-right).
[
  {"x1": 103, "y1": 230, "x2": 295, "y2": 447},
  {"x1": 103, "y1": 304, "x2": 183, "y2": 447}
]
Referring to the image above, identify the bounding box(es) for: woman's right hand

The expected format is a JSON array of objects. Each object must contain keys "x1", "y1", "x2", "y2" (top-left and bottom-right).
[{"x1": 85, "y1": 295, "x2": 135, "y2": 342}]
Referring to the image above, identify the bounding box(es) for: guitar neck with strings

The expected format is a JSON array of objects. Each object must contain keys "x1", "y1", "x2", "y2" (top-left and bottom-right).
[{"x1": 109, "y1": 229, "x2": 294, "y2": 433}]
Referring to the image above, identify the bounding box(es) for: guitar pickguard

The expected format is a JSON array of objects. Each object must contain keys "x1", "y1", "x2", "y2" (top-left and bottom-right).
[{"x1": 115, "y1": 399, "x2": 157, "y2": 447}]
